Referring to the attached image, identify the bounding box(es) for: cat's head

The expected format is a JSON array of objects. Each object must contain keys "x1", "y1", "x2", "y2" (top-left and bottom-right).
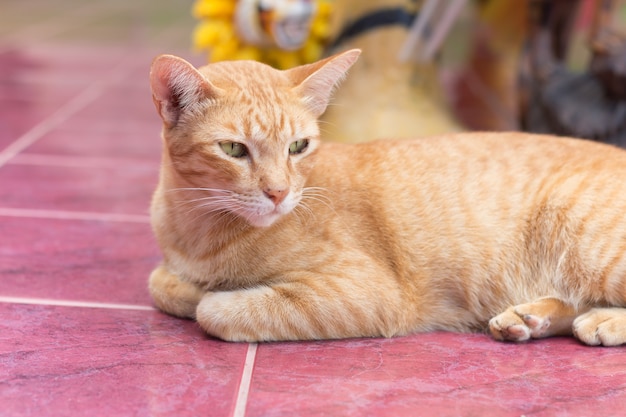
[{"x1": 149, "y1": 49, "x2": 360, "y2": 228}]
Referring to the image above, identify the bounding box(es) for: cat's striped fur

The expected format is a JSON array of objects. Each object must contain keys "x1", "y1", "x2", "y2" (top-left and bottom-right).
[{"x1": 148, "y1": 49, "x2": 626, "y2": 345}]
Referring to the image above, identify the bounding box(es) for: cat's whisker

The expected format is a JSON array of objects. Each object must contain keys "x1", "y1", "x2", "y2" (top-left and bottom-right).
[
  {"x1": 173, "y1": 194, "x2": 244, "y2": 221},
  {"x1": 170, "y1": 187, "x2": 268, "y2": 227},
  {"x1": 301, "y1": 195, "x2": 331, "y2": 210},
  {"x1": 199, "y1": 203, "x2": 242, "y2": 215},
  {"x1": 185, "y1": 202, "x2": 243, "y2": 226},
  {"x1": 172, "y1": 198, "x2": 232, "y2": 215},
  {"x1": 293, "y1": 203, "x2": 315, "y2": 225},
  {"x1": 195, "y1": 198, "x2": 242, "y2": 212},
  {"x1": 171, "y1": 197, "x2": 233, "y2": 210},
  {"x1": 168, "y1": 188, "x2": 238, "y2": 214},
  {"x1": 184, "y1": 195, "x2": 239, "y2": 205},
  {"x1": 301, "y1": 187, "x2": 335, "y2": 213},
  {"x1": 303, "y1": 186, "x2": 332, "y2": 196}
]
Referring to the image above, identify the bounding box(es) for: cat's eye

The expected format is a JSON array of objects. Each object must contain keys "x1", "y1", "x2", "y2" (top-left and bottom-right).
[
  {"x1": 220, "y1": 141, "x2": 248, "y2": 158},
  {"x1": 289, "y1": 139, "x2": 309, "y2": 155}
]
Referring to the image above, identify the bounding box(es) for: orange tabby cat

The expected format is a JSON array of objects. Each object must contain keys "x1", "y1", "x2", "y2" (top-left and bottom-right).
[{"x1": 148, "y1": 49, "x2": 626, "y2": 345}]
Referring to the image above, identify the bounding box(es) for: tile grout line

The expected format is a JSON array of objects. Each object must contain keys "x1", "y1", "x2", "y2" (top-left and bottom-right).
[
  {"x1": 0, "y1": 82, "x2": 107, "y2": 168},
  {"x1": 8, "y1": 153, "x2": 160, "y2": 169},
  {"x1": 0, "y1": 49, "x2": 144, "y2": 169},
  {"x1": 233, "y1": 343, "x2": 258, "y2": 417},
  {"x1": 0, "y1": 296, "x2": 155, "y2": 311},
  {"x1": 0, "y1": 19, "x2": 191, "y2": 169},
  {"x1": 0, "y1": 207, "x2": 150, "y2": 223}
]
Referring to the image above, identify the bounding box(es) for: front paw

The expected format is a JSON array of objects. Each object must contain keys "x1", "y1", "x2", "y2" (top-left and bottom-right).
[
  {"x1": 489, "y1": 307, "x2": 546, "y2": 342},
  {"x1": 489, "y1": 298, "x2": 576, "y2": 342},
  {"x1": 149, "y1": 265, "x2": 204, "y2": 319},
  {"x1": 573, "y1": 308, "x2": 626, "y2": 346}
]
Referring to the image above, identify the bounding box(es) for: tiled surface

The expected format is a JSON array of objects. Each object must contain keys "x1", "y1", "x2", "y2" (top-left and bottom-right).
[
  {"x1": 0, "y1": 159, "x2": 158, "y2": 214},
  {"x1": 1, "y1": 217, "x2": 158, "y2": 305},
  {"x1": 2, "y1": 1, "x2": 626, "y2": 416},
  {"x1": 0, "y1": 303, "x2": 248, "y2": 417},
  {"x1": 249, "y1": 334, "x2": 626, "y2": 417}
]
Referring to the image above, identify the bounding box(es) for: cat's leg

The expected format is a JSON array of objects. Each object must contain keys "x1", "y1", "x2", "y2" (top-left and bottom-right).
[
  {"x1": 149, "y1": 265, "x2": 205, "y2": 319},
  {"x1": 195, "y1": 276, "x2": 401, "y2": 342},
  {"x1": 572, "y1": 308, "x2": 626, "y2": 346},
  {"x1": 488, "y1": 297, "x2": 580, "y2": 342}
]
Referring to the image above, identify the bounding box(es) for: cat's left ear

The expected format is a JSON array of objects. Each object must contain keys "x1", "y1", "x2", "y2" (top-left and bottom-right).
[
  {"x1": 150, "y1": 55, "x2": 223, "y2": 128},
  {"x1": 288, "y1": 49, "x2": 361, "y2": 117}
]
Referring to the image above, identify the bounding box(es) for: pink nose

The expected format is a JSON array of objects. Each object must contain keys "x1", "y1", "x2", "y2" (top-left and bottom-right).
[{"x1": 263, "y1": 188, "x2": 288, "y2": 205}]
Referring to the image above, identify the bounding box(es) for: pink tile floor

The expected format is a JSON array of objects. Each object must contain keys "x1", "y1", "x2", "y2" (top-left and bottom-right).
[{"x1": 2, "y1": 1, "x2": 626, "y2": 416}]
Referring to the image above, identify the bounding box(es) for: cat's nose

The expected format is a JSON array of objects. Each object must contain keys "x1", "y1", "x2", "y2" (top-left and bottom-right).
[{"x1": 263, "y1": 188, "x2": 288, "y2": 205}]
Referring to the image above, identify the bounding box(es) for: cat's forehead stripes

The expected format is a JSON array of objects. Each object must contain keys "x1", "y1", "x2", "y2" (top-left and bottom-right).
[
  {"x1": 215, "y1": 98, "x2": 296, "y2": 142},
  {"x1": 200, "y1": 60, "x2": 291, "y2": 91},
  {"x1": 200, "y1": 61, "x2": 308, "y2": 144}
]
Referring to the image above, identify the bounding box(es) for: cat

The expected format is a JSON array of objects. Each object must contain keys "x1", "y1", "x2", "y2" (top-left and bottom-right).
[{"x1": 148, "y1": 48, "x2": 626, "y2": 346}]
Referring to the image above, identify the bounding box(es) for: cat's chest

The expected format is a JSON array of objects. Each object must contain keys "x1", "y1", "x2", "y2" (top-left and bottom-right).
[
  {"x1": 169, "y1": 225, "x2": 311, "y2": 290},
  {"x1": 170, "y1": 252, "x2": 261, "y2": 290}
]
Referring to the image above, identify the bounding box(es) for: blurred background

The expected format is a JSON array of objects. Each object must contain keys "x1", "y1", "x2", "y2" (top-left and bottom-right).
[
  {"x1": 1, "y1": 0, "x2": 624, "y2": 148},
  {"x1": 190, "y1": 0, "x2": 626, "y2": 145}
]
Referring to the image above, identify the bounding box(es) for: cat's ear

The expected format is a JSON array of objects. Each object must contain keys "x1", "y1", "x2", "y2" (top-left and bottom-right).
[
  {"x1": 288, "y1": 49, "x2": 360, "y2": 117},
  {"x1": 149, "y1": 55, "x2": 223, "y2": 127}
]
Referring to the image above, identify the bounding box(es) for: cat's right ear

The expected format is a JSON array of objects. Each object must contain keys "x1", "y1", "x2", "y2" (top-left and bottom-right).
[
  {"x1": 149, "y1": 55, "x2": 223, "y2": 128},
  {"x1": 288, "y1": 49, "x2": 360, "y2": 117}
]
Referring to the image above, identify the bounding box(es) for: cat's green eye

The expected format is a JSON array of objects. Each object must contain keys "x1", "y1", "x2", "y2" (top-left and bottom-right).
[
  {"x1": 289, "y1": 139, "x2": 309, "y2": 155},
  {"x1": 220, "y1": 141, "x2": 248, "y2": 158}
]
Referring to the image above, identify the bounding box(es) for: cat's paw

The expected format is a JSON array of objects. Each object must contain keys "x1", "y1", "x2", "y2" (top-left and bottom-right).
[
  {"x1": 489, "y1": 298, "x2": 576, "y2": 342},
  {"x1": 573, "y1": 308, "x2": 626, "y2": 346},
  {"x1": 489, "y1": 307, "x2": 546, "y2": 342},
  {"x1": 149, "y1": 266, "x2": 204, "y2": 319}
]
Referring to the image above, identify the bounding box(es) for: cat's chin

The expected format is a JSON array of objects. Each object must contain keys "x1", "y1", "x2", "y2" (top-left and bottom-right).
[{"x1": 245, "y1": 213, "x2": 283, "y2": 228}]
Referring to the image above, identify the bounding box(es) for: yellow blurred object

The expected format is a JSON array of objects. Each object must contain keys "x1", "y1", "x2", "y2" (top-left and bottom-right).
[
  {"x1": 192, "y1": 20, "x2": 232, "y2": 49},
  {"x1": 321, "y1": 0, "x2": 462, "y2": 142},
  {"x1": 192, "y1": 0, "x2": 332, "y2": 69},
  {"x1": 193, "y1": 0, "x2": 236, "y2": 18}
]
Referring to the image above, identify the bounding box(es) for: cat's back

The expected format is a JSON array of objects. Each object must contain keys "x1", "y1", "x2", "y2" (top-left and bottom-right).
[
  {"x1": 297, "y1": 132, "x2": 626, "y2": 315},
  {"x1": 308, "y1": 131, "x2": 626, "y2": 255},
  {"x1": 313, "y1": 131, "x2": 626, "y2": 194}
]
